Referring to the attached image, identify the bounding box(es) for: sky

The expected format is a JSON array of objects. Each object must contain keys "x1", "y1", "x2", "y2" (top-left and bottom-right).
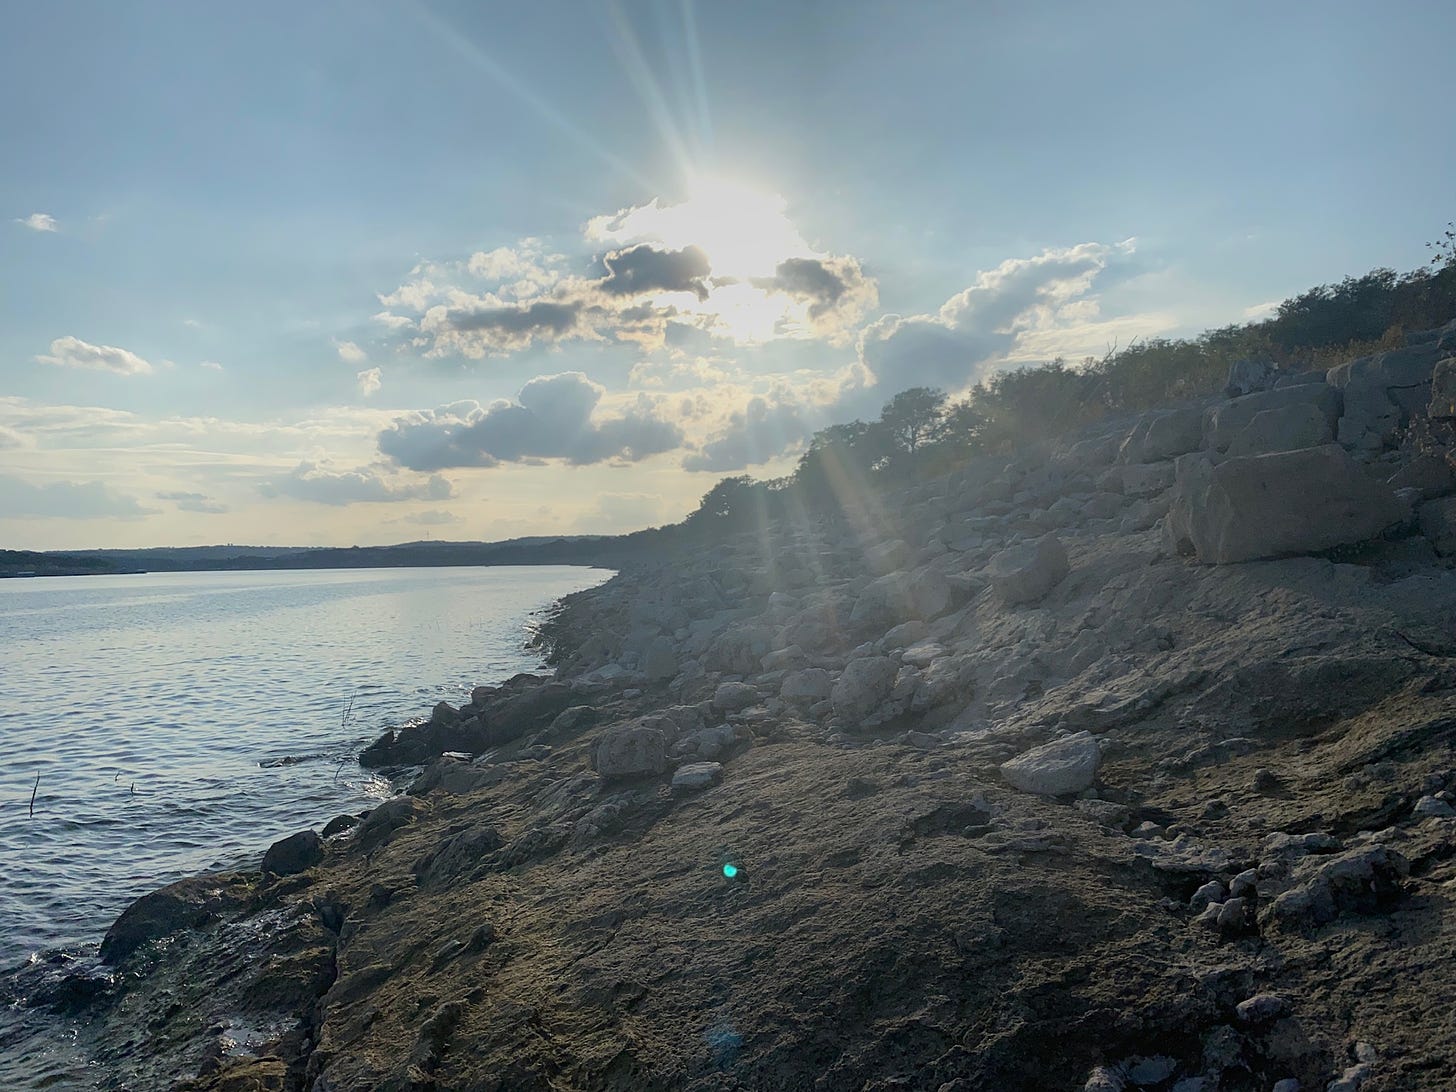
[{"x1": 4, "y1": 0, "x2": 1456, "y2": 551}]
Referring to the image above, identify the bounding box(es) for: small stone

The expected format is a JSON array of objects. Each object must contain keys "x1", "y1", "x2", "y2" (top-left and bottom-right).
[
  {"x1": 1235, "y1": 993, "x2": 1289, "y2": 1024},
  {"x1": 1170, "y1": 1080, "x2": 1207, "y2": 1092},
  {"x1": 1252, "y1": 768, "x2": 1280, "y2": 792},
  {"x1": 671, "y1": 762, "x2": 724, "y2": 792},
  {"x1": 466, "y1": 923, "x2": 496, "y2": 951},
  {"x1": 1083, "y1": 1066, "x2": 1126, "y2": 1091},
  {"x1": 1190, "y1": 880, "x2": 1226, "y2": 912},
  {"x1": 1216, "y1": 897, "x2": 1247, "y2": 931},
  {"x1": 1270, "y1": 1081, "x2": 1300, "y2": 1092},
  {"x1": 1354, "y1": 1042, "x2": 1378, "y2": 1064},
  {"x1": 1229, "y1": 868, "x2": 1259, "y2": 899},
  {"x1": 1125, "y1": 1055, "x2": 1176, "y2": 1085}
]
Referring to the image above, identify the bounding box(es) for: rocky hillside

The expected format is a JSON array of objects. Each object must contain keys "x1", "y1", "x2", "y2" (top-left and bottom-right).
[{"x1": 17, "y1": 319, "x2": 1456, "y2": 1091}]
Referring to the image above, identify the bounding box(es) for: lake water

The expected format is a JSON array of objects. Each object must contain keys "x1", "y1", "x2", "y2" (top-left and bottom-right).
[{"x1": 0, "y1": 565, "x2": 611, "y2": 969}]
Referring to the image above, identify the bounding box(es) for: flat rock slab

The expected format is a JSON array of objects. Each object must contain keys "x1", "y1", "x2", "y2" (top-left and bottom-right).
[
  {"x1": 987, "y1": 535, "x2": 1070, "y2": 606},
  {"x1": 1000, "y1": 731, "x2": 1101, "y2": 796},
  {"x1": 671, "y1": 761, "x2": 724, "y2": 791}
]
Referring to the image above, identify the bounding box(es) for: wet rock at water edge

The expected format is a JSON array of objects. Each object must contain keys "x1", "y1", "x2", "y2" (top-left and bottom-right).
[{"x1": 261, "y1": 829, "x2": 324, "y2": 876}]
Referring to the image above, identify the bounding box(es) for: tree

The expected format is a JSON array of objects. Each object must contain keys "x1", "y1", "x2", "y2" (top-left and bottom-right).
[{"x1": 878, "y1": 387, "x2": 947, "y2": 457}]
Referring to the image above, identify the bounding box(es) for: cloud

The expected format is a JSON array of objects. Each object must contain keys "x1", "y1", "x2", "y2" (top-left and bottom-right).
[
  {"x1": 391, "y1": 508, "x2": 463, "y2": 526},
  {"x1": 16, "y1": 213, "x2": 57, "y2": 232},
  {"x1": 573, "y1": 491, "x2": 665, "y2": 533},
  {"x1": 1243, "y1": 299, "x2": 1280, "y2": 321},
  {"x1": 682, "y1": 396, "x2": 812, "y2": 472},
  {"x1": 259, "y1": 462, "x2": 454, "y2": 506},
  {"x1": 372, "y1": 310, "x2": 414, "y2": 330},
  {"x1": 598, "y1": 243, "x2": 711, "y2": 301},
  {"x1": 0, "y1": 475, "x2": 154, "y2": 519},
  {"x1": 156, "y1": 490, "x2": 227, "y2": 514},
  {"x1": 421, "y1": 299, "x2": 586, "y2": 358},
  {"x1": 752, "y1": 256, "x2": 877, "y2": 328},
  {"x1": 858, "y1": 241, "x2": 1138, "y2": 399},
  {"x1": 334, "y1": 339, "x2": 367, "y2": 364},
  {"x1": 200, "y1": 360, "x2": 225, "y2": 372},
  {"x1": 378, "y1": 371, "x2": 685, "y2": 471},
  {"x1": 357, "y1": 367, "x2": 382, "y2": 397},
  {"x1": 36, "y1": 336, "x2": 155, "y2": 376},
  {"x1": 0, "y1": 424, "x2": 31, "y2": 450}
]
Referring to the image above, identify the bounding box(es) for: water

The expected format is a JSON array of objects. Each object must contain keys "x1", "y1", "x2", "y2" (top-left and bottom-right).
[{"x1": 0, "y1": 565, "x2": 611, "y2": 969}]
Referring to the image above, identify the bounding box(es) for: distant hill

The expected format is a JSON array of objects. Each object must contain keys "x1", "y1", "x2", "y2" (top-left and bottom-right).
[{"x1": 9, "y1": 532, "x2": 663, "y2": 577}]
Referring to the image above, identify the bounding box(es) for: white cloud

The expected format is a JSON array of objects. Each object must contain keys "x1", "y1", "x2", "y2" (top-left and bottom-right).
[
  {"x1": 357, "y1": 367, "x2": 382, "y2": 397},
  {"x1": 334, "y1": 338, "x2": 367, "y2": 364},
  {"x1": 857, "y1": 240, "x2": 1141, "y2": 403},
  {"x1": 156, "y1": 490, "x2": 227, "y2": 514},
  {"x1": 259, "y1": 462, "x2": 454, "y2": 506},
  {"x1": 15, "y1": 212, "x2": 57, "y2": 232},
  {"x1": 1242, "y1": 299, "x2": 1280, "y2": 321},
  {"x1": 36, "y1": 336, "x2": 154, "y2": 376},
  {"x1": 0, "y1": 475, "x2": 155, "y2": 519},
  {"x1": 378, "y1": 372, "x2": 684, "y2": 471},
  {"x1": 372, "y1": 310, "x2": 413, "y2": 330},
  {"x1": 200, "y1": 360, "x2": 225, "y2": 372},
  {"x1": 390, "y1": 508, "x2": 463, "y2": 527},
  {"x1": 0, "y1": 424, "x2": 31, "y2": 450}
]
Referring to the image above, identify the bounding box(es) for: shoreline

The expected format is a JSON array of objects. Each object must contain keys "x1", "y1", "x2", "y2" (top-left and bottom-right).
[{"x1": 14, "y1": 323, "x2": 1456, "y2": 1089}]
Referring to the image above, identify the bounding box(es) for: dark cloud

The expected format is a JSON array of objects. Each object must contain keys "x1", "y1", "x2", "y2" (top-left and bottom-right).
[
  {"x1": 157, "y1": 490, "x2": 228, "y2": 514},
  {"x1": 0, "y1": 475, "x2": 155, "y2": 519},
  {"x1": 598, "y1": 244, "x2": 711, "y2": 301},
  {"x1": 752, "y1": 256, "x2": 870, "y2": 320},
  {"x1": 259, "y1": 463, "x2": 454, "y2": 506},
  {"x1": 682, "y1": 397, "x2": 812, "y2": 472},
  {"x1": 446, "y1": 300, "x2": 583, "y2": 337},
  {"x1": 378, "y1": 372, "x2": 685, "y2": 472}
]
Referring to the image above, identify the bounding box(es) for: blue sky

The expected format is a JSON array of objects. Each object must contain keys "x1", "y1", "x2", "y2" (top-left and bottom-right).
[{"x1": 4, "y1": 1, "x2": 1455, "y2": 549}]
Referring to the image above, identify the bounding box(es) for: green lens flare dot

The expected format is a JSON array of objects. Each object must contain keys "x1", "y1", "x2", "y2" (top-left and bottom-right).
[{"x1": 722, "y1": 863, "x2": 738, "y2": 879}]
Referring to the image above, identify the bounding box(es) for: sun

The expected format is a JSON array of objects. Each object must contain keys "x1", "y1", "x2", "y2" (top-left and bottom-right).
[{"x1": 588, "y1": 174, "x2": 823, "y2": 341}]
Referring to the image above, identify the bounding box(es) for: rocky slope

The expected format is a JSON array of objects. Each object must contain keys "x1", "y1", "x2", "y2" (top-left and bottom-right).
[{"x1": 16, "y1": 320, "x2": 1456, "y2": 1091}]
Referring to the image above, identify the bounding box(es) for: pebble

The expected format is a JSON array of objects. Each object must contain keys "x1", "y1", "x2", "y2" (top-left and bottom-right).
[
  {"x1": 1190, "y1": 880, "x2": 1226, "y2": 912},
  {"x1": 671, "y1": 761, "x2": 724, "y2": 791},
  {"x1": 1271, "y1": 1081, "x2": 1300, "y2": 1092},
  {"x1": 1229, "y1": 868, "x2": 1259, "y2": 899}
]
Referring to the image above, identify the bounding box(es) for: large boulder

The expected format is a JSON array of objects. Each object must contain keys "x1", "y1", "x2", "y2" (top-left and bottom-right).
[
  {"x1": 830, "y1": 656, "x2": 898, "y2": 725},
  {"x1": 848, "y1": 567, "x2": 952, "y2": 632},
  {"x1": 987, "y1": 535, "x2": 1070, "y2": 606},
  {"x1": 1387, "y1": 453, "x2": 1456, "y2": 500},
  {"x1": 1329, "y1": 342, "x2": 1445, "y2": 451},
  {"x1": 1204, "y1": 384, "x2": 1340, "y2": 453},
  {"x1": 1121, "y1": 408, "x2": 1203, "y2": 463},
  {"x1": 640, "y1": 635, "x2": 678, "y2": 682},
  {"x1": 1165, "y1": 444, "x2": 1406, "y2": 564},
  {"x1": 1000, "y1": 731, "x2": 1102, "y2": 796},
  {"x1": 591, "y1": 720, "x2": 672, "y2": 780},
  {"x1": 1224, "y1": 402, "x2": 1333, "y2": 457},
  {"x1": 1429, "y1": 357, "x2": 1456, "y2": 419},
  {"x1": 711, "y1": 681, "x2": 760, "y2": 712},
  {"x1": 1225, "y1": 357, "x2": 1276, "y2": 398},
  {"x1": 1418, "y1": 496, "x2": 1456, "y2": 556},
  {"x1": 100, "y1": 873, "x2": 248, "y2": 965},
  {"x1": 780, "y1": 668, "x2": 833, "y2": 705}
]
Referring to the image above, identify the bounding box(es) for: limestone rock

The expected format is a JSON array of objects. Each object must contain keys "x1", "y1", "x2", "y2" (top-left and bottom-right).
[
  {"x1": 1165, "y1": 444, "x2": 1405, "y2": 564},
  {"x1": 640, "y1": 635, "x2": 678, "y2": 681},
  {"x1": 780, "y1": 668, "x2": 832, "y2": 705},
  {"x1": 711, "y1": 681, "x2": 760, "y2": 712},
  {"x1": 1119, "y1": 462, "x2": 1176, "y2": 498},
  {"x1": 591, "y1": 721, "x2": 671, "y2": 780},
  {"x1": 671, "y1": 761, "x2": 723, "y2": 792},
  {"x1": 830, "y1": 656, "x2": 898, "y2": 725},
  {"x1": 849, "y1": 567, "x2": 952, "y2": 631},
  {"x1": 1225, "y1": 356, "x2": 1276, "y2": 398},
  {"x1": 1000, "y1": 731, "x2": 1102, "y2": 796},
  {"x1": 1123, "y1": 407, "x2": 1204, "y2": 463},
  {"x1": 1418, "y1": 496, "x2": 1456, "y2": 555},
  {"x1": 1204, "y1": 384, "x2": 1340, "y2": 453},
  {"x1": 1429, "y1": 356, "x2": 1456, "y2": 418},
  {"x1": 987, "y1": 535, "x2": 1070, "y2": 605},
  {"x1": 1224, "y1": 402, "x2": 1332, "y2": 457}
]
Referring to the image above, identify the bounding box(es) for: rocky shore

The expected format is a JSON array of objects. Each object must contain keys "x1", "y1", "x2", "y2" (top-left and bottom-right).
[{"x1": 15, "y1": 320, "x2": 1456, "y2": 1090}]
